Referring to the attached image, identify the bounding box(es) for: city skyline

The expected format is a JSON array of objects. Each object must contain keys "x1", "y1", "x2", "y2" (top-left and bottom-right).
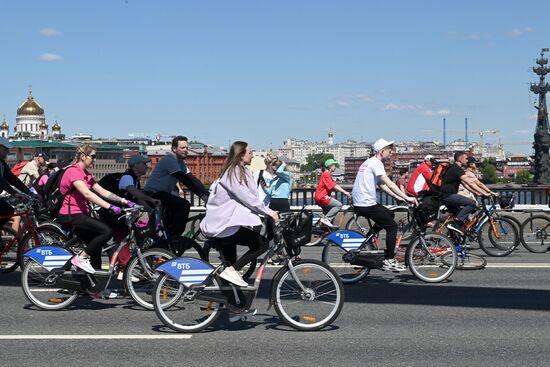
[{"x1": 1, "y1": 1, "x2": 549, "y2": 154}]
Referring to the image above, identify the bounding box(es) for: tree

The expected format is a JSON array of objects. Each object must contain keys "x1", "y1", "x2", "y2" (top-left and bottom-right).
[
  {"x1": 514, "y1": 170, "x2": 533, "y2": 184},
  {"x1": 480, "y1": 163, "x2": 498, "y2": 184},
  {"x1": 300, "y1": 153, "x2": 334, "y2": 173}
]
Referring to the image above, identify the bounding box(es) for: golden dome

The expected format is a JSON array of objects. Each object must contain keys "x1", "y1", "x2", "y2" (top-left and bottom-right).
[
  {"x1": 1, "y1": 119, "x2": 8, "y2": 130},
  {"x1": 52, "y1": 120, "x2": 61, "y2": 131},
  {"x1": 17, "y1": 92, "x2": 45, "y2": 116},
  {"x1": 39, "y1": 121, "x2": 48, "y2": 129}
]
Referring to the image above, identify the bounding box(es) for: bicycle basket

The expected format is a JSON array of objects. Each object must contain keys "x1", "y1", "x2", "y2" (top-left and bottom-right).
[
  {"x1": 499, "y1": 195, "x2": 515, "y2": 209},
  {"x1": 282, "y1": 210, "x2": 313, "y2": 257}
]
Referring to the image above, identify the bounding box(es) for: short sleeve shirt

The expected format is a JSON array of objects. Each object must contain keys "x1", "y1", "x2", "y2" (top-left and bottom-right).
[
  {"x1": 19, "y1": 160, "x2": 40, "y2": 187},
  {"x1": 440, "y1": 164, "x2": 465, "y2": 199},
  {"x1": 314, "y1": 171, "x2": 337, "y2": 206},
  {"x1": 352, "y1": 157, "x2": 386, "y2": 207},
  {"x1": 119, "y1": 174, "x2": 139, "y2": 191},
  {"x1": 59, "y1": 164, "x2": 97, "y2": 215},
  {"x1": 144, "y1": 153, "x2": 190, "y2": 194}
]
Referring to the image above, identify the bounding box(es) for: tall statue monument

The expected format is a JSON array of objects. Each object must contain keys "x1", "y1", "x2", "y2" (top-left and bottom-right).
[{"x1": 530, "y1": 48, "x2": 550, "y2": 184}]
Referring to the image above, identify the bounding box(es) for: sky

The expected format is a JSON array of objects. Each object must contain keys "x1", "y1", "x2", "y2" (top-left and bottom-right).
[{"x1": 0, "y1": 0, "x2": 549, "y2": 154}]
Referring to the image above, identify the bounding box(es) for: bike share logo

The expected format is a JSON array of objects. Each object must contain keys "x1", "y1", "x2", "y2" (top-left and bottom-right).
[{"x1": 335, "y1": 232, "x2": 350, "y2": 239}]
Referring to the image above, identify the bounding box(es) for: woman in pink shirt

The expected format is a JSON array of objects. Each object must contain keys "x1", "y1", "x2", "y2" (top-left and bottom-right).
[{"x1": 58, "y1": 144, "x2": 133, "y2": 274}]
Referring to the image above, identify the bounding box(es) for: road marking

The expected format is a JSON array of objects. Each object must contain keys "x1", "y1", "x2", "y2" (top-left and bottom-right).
[
  {"x1": 486, "y1": 263, "x2": 550, "y2": 268},
  {"x1": 0, "y1": 334, "x2": 192, "y2": 340}
]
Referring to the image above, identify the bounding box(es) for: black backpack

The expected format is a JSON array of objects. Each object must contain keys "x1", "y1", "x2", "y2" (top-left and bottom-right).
[
  {"x1": 98, "y1": 172, "x2": 127, "y2": 197},
  {"x1": 43, "y1": 166, "x2": 76, "y2": 215}
]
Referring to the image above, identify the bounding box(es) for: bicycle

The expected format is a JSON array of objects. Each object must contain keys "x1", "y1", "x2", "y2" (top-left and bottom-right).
[
  {"x1": 152, "y1": 211, "x2": 345, "y2": 332},
  {"x1": 0, "y1": 196, "x2": 66, "y2": 273},
  {"x1": 520, "y1": 213, "x2": 550, "y2": 253},
  {"x1": 22, "y1": 206, "x2": 181, "y2": 310},
  {"x1": 433, "y1": 196, "x2": 519, "y2": 258},
  {"x1": 322, "y1": 204, "x2": 457, "y2": 284}
]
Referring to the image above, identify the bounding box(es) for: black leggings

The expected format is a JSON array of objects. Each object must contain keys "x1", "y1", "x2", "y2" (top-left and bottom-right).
[
  {"x1": 0, "y1": 198, "x2": 14, "y2": 228},
  {"x1": 353, "y1": 204, "x2": 398, "y2": 259},
  {"x1": 215, "y1": 227, "x2": 269, "y2": 271},
  {"x1": 150, "y1": 191, "x2": 191, "y2": 237},
  {"x1": 269, "y1": 198, "x2": 290, "y2": 213},
  {"x1": 58, "y1": 214, "x2": 113, "y2": 270}
]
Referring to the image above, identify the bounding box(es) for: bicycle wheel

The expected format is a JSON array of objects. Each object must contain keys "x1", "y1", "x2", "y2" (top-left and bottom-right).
[
  {"x1": 407, "y1": 232, "x2": 456, "y2": 283},
  {"x1": 21, "y1": 260, "x2": 78, "y2": 310},
  {"x1": 345, "y1": 216, "x2": 371, "y2": 235},
  {"x1": 478, "y1": 217, "x2": 518, "y2": 257},
  {"x1": 321, "y1": 239, "x2": 370, "y2": 284},
  {"x1": 17, "y1": 225, "x2": 68, "y2": 267},
  {"x1": 157, "y1": 236, "x2": 206, "y2": 260},
  {"x1": 391, "y1": 207, "x2": 414, "y2": 242},
  {"x1": 443, "y1": 252, "x2": 487, "y2": 270},
  {"x1": 520, "y1": 215, "x2": 550, "y2": 253},
  {"x1": 272, "y1": 259, "x2": 344, "y2": 331},
  {"x1": 0, "y1": 226, "x2": 19, "y2": 273},
  {"x1": 125, "y1": 248, "x2": 175, "y2": 310},
  {"x1": 153, "y1": 273, "x2": 221, "y2": 333}
]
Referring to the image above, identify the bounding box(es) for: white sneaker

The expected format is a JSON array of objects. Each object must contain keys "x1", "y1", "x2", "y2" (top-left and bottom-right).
[
  {"x1": 319, "y1": 217, "x2": 339, "y2": 229},
  {"x1": 71, "y1": 255, "x2": 96, "y2": 274},
  {"x1": 117, "y1": 271, "x2": 139, "y2": 282},
  {"x1": 381, "y1": 259, "x2": 407, "y2": 272},
  {"x1": 219, "y1": 267, "x2": 248, "y2": 287}
]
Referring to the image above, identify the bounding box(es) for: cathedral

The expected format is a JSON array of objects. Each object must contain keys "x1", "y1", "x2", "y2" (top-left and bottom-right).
[{"x1": 1, "y1": 87, "x2": 63, "y2": 140}]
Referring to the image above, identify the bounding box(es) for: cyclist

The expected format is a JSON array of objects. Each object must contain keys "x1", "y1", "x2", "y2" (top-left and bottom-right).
[
  {"x1": 254, "y1": 152, "x2": 277, "y2": 207},
  {"x1": 200, "y1": 141, "x2": 279, "y2": 287},
  {"x1": 441, "y1": 151, "x2": 495, "y2": 234},
  {"x1": 18, "y1": 152, "x2": 47, "y2": 188},
  {"x1": 406, "y1": 154, "x2": 435, "y2": 196},
  {"x1": 0, "y1": 137, "x2": 33, "y2": 228},
  {"x1": 58, "y1": 144, "x2": 134, "y2": 275},
  {"x1": 143, "y1": 136, "x2": 209, "y2": 237},
  {"x1": 314, "y1": 159, "x2": 351, "y2": 228},
  {"x1": 351, "y1": 138, "x2": 418, "y2": 272}
]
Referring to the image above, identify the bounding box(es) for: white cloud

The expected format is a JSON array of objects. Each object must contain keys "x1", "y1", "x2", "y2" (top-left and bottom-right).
[
  {"x1": 40, "y1": 28, "x2": 62, "y2": 37},
  {"x1": 355, "y1": 94, "x2": 373, "y2": 103},
  {"x1": 447, "y1": 31, "x2": 486, "y2": 41},
  {"x1": 38, "y1": 53, "x2": 63, "y2": 62},
  {"x1": 383, "y1": 103, "x2": 422, "y2": 111},
  {"x1": 508, "y1": 27, "x2": 533, "y2": 37},
  {"x1": 420, "y1": 109, "x2": 450, "y2": 117},
  {"x1": 335, "y1": 101, "x2": 352, "y2": 109}
]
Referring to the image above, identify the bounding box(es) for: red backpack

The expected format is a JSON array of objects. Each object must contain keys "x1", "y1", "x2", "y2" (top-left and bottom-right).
[{"x1": 11, "y1": 161, "x2": 30, "y2": 176}]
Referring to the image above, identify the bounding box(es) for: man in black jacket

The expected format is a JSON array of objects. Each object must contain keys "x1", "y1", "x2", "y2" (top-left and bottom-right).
[
  {"x1": 0, "y1": 137, "x2": 33, "y2": 228},
  {"x1": 143, "y1": 136, "x2": 209, "y2": 237}
]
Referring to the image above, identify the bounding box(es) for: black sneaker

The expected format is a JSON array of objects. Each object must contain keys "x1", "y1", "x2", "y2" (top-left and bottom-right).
[{"x1": 446, "y1": 220, "x2": 464, "y2": 235}]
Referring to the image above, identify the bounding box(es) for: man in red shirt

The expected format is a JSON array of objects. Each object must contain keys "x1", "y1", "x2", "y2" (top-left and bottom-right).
[
  {"x1": 314, "y1": 159, "x2": 351, "y2": 228},
  {"x1": 406, "y1": 154, "x2": 435, "y2": 196}
]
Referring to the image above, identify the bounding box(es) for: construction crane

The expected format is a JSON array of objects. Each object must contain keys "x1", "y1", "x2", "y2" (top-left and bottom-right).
[{"x1": 472, "y1": 130, "x2": 499, "y2": 158}]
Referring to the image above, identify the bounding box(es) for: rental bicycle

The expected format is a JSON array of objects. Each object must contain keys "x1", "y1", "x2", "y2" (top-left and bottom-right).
[{"x1": 152, "y1": 211, "x2": 344, "y2": 332}]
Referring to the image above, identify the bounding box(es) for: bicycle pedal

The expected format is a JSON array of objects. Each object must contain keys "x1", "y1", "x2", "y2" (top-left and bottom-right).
[{"x1": 228, "y1": 308, "x2": 257, "y2": 323}]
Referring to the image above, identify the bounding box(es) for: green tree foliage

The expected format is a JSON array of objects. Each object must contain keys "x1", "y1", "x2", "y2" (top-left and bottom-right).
[
  {"x1": 480, "y1": 162, "x2": 498, "y2": 184},
  {"x1": 514, "y1": 170, "x2": 533, "y2": 184},
  {"x1": 300, "y1": 153, "x2": 335, "y2": 173}
]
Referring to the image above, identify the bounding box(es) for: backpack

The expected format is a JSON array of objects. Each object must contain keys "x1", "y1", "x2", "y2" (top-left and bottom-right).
[
  {"x1": 428, "y1": 162, "x2": 450, "y2": 191},
  {"x1": 43, "y1": 167, "x2": 75, "y2": 215},
  {"x1": 11, "y1": 161, "x2": 30, "y2": 176},
  {"x1": 98, "y1": 172, "x2": 127, "y2": 197}
]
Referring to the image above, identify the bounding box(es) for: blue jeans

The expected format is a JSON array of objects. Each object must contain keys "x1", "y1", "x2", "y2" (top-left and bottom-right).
[{"x1": 440, "y1": 194, "x2": 477, "y2": 222}]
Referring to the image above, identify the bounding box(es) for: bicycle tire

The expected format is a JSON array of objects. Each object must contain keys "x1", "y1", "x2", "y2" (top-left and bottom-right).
[
  {"x1": 443, "y1": 252, "x2": 486, "y2": 270},
  {"x1": 406, "y1": 232, "x2": 456, "y2": 283},
  {"x1": 321, "y1": 239, "x2": 370, "y2": 284},
  {"x1": 345, "y1": 216, "x2": 371, "y2": 235},
  {"x1": 21, "y1": 259, "x2": 78, "y2": 310},
  {"x1": 17, "y1": 225, "x2": 68, "y2": 267},
  {"x1": 478, "y1": 217, "x2": 519, "y2": 257},
  {"x1": 124, "y1": 247, "x2": 175, "y2": 310},
  {"x1": 0, "y1": 226, "x2": 19, "y2": 273},
  {"x1": 391, "y1": 207, "x2": 414, "y2": 242},
  {"x1": 272, "y1": 259, "x2": 344, "y2": 331},
  {"x1": 520, "y1": 215, "x2": 550, "y2": 253},
  {"x1": 155, "y1": 236, "x2": 206, "y2": 260},
  {"x1": 153, "y1": 273, "x2": 221, "y2": 333}
]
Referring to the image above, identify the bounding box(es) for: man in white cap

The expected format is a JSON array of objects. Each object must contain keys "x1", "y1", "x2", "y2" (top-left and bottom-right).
[
  {"x1": 351, "y1": 138, "x2": 418, "y2": 272},
  {"x1": 0, "y1": 137, "x2": 33, "y2": 229},
  {"x1": 406, "y1": 154, "x2": 436, "y2": 197}
]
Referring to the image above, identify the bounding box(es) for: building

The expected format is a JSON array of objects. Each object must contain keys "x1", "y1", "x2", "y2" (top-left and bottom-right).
[{"x1": 13, "y1": 88, "x2": 65, "y2": 140}]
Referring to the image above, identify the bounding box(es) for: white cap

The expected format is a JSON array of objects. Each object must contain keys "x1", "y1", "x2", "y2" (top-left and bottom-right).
[
  {"x1": 0, "y1": 137, "x2": 13, "y2": 149},
  {"x1": 372, "y1": 138, "x2": 394, "y2": 152},
  {"x1": 424, "y1": 154, "x2": 435, "y2": 161}
]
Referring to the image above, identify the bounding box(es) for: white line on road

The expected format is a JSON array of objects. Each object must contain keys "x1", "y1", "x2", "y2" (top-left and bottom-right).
[
  {"x1": 486, "y1": 263, "x2": 550, "y2": 268},
  {"x1": 0, "y1": 335, "x2": 192, "y2": 340}
]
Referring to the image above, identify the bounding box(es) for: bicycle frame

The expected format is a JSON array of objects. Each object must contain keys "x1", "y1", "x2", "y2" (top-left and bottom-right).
[{"x1": 0, "y1": 209, "x2": 39, "y2": 261}]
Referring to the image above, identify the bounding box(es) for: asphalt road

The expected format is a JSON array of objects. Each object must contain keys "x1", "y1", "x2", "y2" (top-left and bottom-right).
[{"x1": 1, "y1": 246, "x2": 550, "y2": 367}]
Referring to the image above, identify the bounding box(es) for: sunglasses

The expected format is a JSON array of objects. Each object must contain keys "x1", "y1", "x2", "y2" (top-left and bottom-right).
[{"x1": 88, "y1": 154, "x2": 97, "y2": 160}]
